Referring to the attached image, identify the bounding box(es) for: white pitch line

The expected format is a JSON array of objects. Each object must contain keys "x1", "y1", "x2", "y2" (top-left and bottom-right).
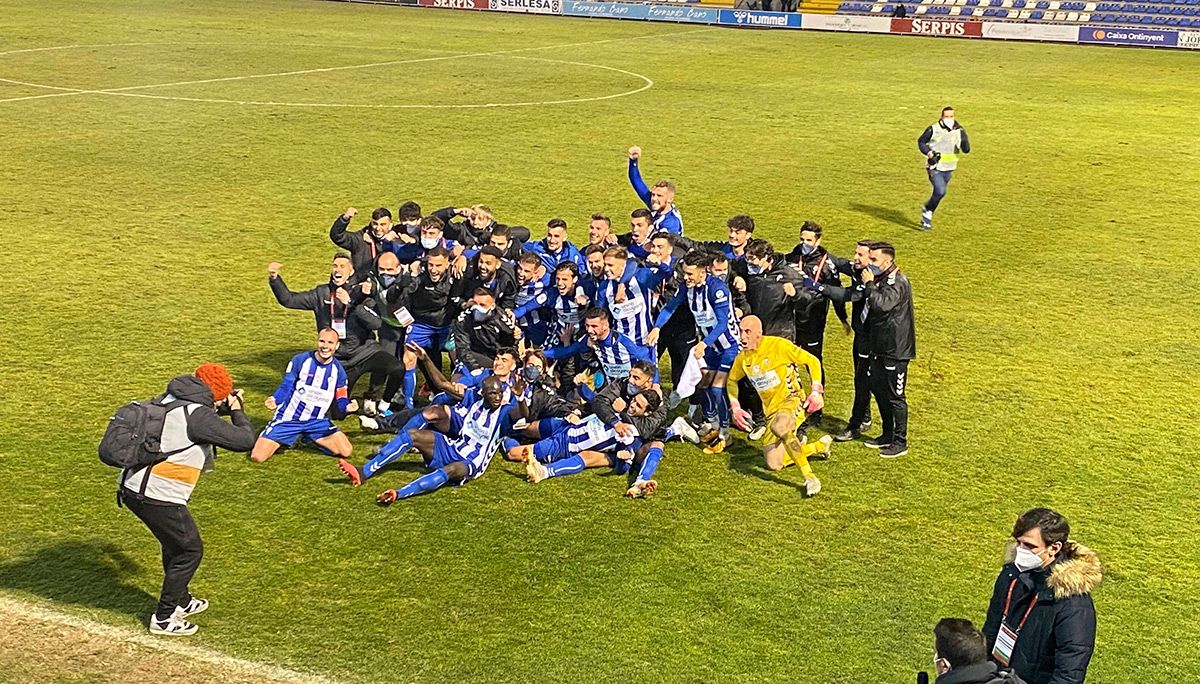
[
  {"x1": 0, "y1": 595, "x2": 342, "y2": 684},
  {"x1": 0, "y1": 27, "x2": 716, "y2": 107}
]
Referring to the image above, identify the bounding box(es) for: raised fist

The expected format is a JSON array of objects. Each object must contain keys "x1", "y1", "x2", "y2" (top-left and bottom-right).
[
  {"x1": 267, "y1": 262, "x2": 282, "y2": 277},
  {"x1": 628, "y1": 146, "x2": 642, "y2": 161},
  {"x1": 343, "y1": 207, "x2": 357, "y2": 219}
]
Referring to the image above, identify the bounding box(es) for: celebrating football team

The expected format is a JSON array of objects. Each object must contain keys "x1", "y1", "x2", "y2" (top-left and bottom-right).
[{"x1": 260, "y1": 145, "x2": 917, "y2": 502}]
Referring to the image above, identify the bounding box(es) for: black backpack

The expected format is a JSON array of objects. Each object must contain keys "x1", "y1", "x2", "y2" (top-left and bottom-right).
[{"x1": 99, "y1": 398, "x2": 190, "y2": 470}]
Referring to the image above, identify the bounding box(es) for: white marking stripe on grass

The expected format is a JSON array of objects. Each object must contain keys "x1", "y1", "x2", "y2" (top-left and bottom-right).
[
  {"x1": 0, "y1": 27, "x2": 716, "y2": 107},
  {"x1": 0, "y1": 595, "x2": 342, "y2": 684}
]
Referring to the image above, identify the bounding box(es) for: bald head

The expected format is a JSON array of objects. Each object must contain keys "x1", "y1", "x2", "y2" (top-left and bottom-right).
[
  {"x1": 739, "y1": 315, "x2": 764, "y2": 350},
  {"x1": 377, "y1": 251, "x2": 401, "y2": 275}
]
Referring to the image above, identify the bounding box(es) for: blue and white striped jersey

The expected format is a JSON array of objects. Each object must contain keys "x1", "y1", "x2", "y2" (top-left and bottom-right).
[
  {"x1": 514, "y1": 270, "x2": 553, "y2": 328},
  {"x1": 655, "y1": 275, "x2": 740, "y2": 353},
  {"x1": 270, "y1": 352, "x2": 349, "y2": 422},
  {"x1": 547, "y1": 287, "x2": 588, "y2": 344},
  {"x1": 450, "y1": 396, "x2": 512, "y2": 479},
  {"x1": 599, "y1": 273, "x2": 653, "y2": 346},
  {"x1": 565, "y1": 415, "x2": 637, "y2": 455}
]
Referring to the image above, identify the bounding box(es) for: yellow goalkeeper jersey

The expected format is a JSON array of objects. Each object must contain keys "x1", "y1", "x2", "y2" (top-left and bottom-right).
[{"x1": 727, "y1": 336, "x2": 823, "y2": 416}]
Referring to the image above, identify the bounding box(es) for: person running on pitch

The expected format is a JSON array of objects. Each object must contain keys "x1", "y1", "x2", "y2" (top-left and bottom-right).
[{"x1": 726, "y1": 316, "x2": 832, "y2": 497}]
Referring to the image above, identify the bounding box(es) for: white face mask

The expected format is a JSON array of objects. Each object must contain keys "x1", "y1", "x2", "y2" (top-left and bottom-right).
[
  {"x1": 1013, "y1": 546, "x2": 1045, "y2": 572},
  {"x1": 942, "y1": 117, "x2": 955, "y2": 128},
  {"x1": 420, "y1": 236, "x2": 439, "y2": 249}
]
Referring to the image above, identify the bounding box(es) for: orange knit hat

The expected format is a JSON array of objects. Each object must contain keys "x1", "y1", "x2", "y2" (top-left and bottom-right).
[{"x1": 194, "y1": 363, "x2": 233, "y2": 402}]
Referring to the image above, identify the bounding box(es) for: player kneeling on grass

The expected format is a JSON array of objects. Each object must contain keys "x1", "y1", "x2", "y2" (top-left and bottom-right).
[
  {"x1": 250, "y1": 328, "x2": 355, "y2": 464},
  {"x1": 727, "y1": 316, "x2": 831, "y2": 498},
  {"x1": 505, "y1": 390, "x2": 667, "y2": 498}
]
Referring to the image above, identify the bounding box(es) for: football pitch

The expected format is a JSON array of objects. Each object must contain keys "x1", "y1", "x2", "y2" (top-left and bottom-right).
[{"x1": 1, "y1": 0, "x2": 1198, "y2": 681}]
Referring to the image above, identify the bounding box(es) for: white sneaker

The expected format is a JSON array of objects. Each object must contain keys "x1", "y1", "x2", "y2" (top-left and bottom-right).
[
  {"x1": 670, "y1": 416, "x2": 699, "y2": 444},
  {"x1": 362, "y1": 399, "x2": 378, "y2": 417},
  {"x1": 748, "y1": 424, "x2": 767, "y2": 441},
  {"x1": 358, "y1": 415, "x2": 380, "y2": 431},
  {"x1": 149, "y1": 613, "x2": 198, "y2": 636},
  {"x1": 178, "y1": 597, "x2": 208, "y2": 618},
  {"x1": 526, "y1": 457, "x2": 549, "y2": 484},
  {"x1": 804, "y1": 476, "x2": 822, "y2": 498}
]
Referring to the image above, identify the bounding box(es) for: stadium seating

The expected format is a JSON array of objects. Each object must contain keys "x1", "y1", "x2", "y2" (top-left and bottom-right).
[{"x1": 835, "y1": 0, "x2": 1200, "y2": 27}]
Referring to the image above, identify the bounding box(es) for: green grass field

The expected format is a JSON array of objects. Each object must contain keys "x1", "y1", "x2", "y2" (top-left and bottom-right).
[{"x1": 1, "y1": 0, "x2": 1198, "y2": 681}]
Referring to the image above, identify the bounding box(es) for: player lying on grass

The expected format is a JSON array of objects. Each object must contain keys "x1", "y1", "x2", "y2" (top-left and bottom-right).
[
  {"x1": 726, "y1": 316, "x2": 832, "y2": 498},
  {"x1": 341, "y1": 370, "x2": 528, "y2": 502},
  {"x1": 250, "y1": 328, "x2": 354, "y2": 463},
  {"x1": 503, "y1": 389, "x2": 668, "y2": 498}
]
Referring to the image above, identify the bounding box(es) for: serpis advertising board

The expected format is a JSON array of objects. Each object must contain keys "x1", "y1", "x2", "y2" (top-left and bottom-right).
[
  {"x1": 562, "y1": 0, "x2": 649, "y2": 19},
  {"x1": 717, "y1": 9, "x2": 802, "y2": 29},
  {"x1": 646, "y1": 4, "x2": 720, "y2": 23},
  {"x1": 1077, "y1": 26, "x2": 1177, "y2": 47},
  {"x1": 418, "y1": 0, "x2": 487, "y2": 7},
  {"x1": 489, "y1": 0, "x2": 562, "y2": 14},
  {"x1": 891, "y1": 18, "x2": 982, "y2": 37}
]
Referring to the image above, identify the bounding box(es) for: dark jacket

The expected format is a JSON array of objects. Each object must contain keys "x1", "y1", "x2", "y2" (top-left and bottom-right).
[
  {"x1": 937, "y1": 662, "x2": 1027, "y2": 684},
  {"x1": 431, "y1": 207, "x2": 531, "y2": 247},
  {"x1": 454, "y1": 259, "x2": 519, "y2": 311},
  {"x1": 862, "y1": 265, "x2": 916, "y2": 360},
  {"x1": 394, "y1": 270, "x2": 457, "y2": 328},
  {"x1": 452, "y1": 307, "x2": 519, "y2": 372},
  {"x1": 982, "y1": 544, "x2": 1101, "y2": 684},
  {"x1": 525, "y1": 382, "x2": 577, "y2": 421},
  {"x1": 592, "y1": 384, "x2": 668, "y2": 440},
  {"x1": 784, "y1": 245, "x2": 849, "y2": 344},
  {"x1": 163, "y1": 376, "x2": 256, "y2": 454},
  {"x1": 745, "y1": 257, "x2": 804, "y2": 342},
  {"x1": 329, "y1": 214, "x2": 393, "y2": 277},
  {"x1": 268, "y1": 275, "x2": 382, "y2": 361}
]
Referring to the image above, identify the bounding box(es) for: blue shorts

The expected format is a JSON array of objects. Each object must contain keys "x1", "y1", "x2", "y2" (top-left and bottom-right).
[
  {"x1": 408, "y1": 321, "x2": 452, "y2": 351},
  {"x1": 260, "y1": 418, "x2": 339, "y2": 446},
  {"x1": 703, "y1": 345, "x2": 739, "y2": 373},
  {"x1": 429, "y1": 433, "x2": 485, "y2": 481},
  {"x1": 532, "y1": 430, "x2": 570, "y2": 464}
]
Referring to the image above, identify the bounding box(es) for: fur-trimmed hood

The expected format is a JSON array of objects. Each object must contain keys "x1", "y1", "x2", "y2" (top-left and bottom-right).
[{"x1": 1004, "y1": 541, "x2": 1103, "y2": 600}]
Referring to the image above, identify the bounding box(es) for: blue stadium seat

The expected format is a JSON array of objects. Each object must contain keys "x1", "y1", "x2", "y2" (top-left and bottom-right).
[
  {"x1": 1037, "y1": 1, "x2": 1050, "y2": 8},
  {"x1": 1155, "y1": 14, "x2": 1169, "y2": 21},
  {"x1": 1140, "y1": 13, "x2": 1154, "y2": 20},
  {"x1": 1105, "y1": 11, "x2": 1117, "y2": 18},
  {"x1": 1169, "y1": 15, "x2": 1180, "y2": 22},
  {"x1": 1031, "y1": 9, "x2": 1045, "y2": 17},
  {"x1": 997, "y1": 7, "x2": 1009, "y2": 14},
  {"x1": 1187, "y1": 7, "x2": 1198, "y2": 14}
]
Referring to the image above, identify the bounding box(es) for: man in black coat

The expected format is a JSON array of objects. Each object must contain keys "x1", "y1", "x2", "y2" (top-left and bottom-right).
[
  {"x1": 329, "y1": 207, "x2": 402, "y2": 278},
  {"x1": 266, "y1": 254, "x2": 406, "y2": 410},
  {"x1": 431, "y1": 204, "x2": 531, "y2": 247},
  {"x1": 452, "y1": 287, "x2": 520, "y2": 373},
  {"x1": 982, "y1": 508, "x2": 1100, "y2": 684}
]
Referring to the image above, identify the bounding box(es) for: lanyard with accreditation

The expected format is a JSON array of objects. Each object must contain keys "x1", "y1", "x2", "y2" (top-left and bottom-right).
[{"x1": 992, "y1": 578, "x2": 1038, "y2": 666}]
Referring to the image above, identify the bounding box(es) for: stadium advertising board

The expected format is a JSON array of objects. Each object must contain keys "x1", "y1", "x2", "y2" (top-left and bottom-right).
[
  {"x1": 646, "y1": 4, "x2": 720, "y2": 23},
  {"x1": 1077, "y1": 26, "x2": 1177, "y2": 47},
  {"x1": 981, "y1": 21, "x2": 1076, "y2": 42},
  {"x1": 489, "y1": 0, "x2": 562, "y2": 13},
  {"x1": 562, "y1": 0, "x2": 650, "y2": 19},
  {"x1": 717, "y1": 9, "x2": 802, "y2": 29},
  {"x1": 801, "y1": 13, "x2": 890, "y2": 33},
  {"x1": 890, "y1": 18, "x2": 982, "y2": 37},
  {"x1": 1179, "y1": 31, "x2": 1200, "y2": 49},
  {"x1": 418, "y1": 0, "x2": 487, "y2": 8}
]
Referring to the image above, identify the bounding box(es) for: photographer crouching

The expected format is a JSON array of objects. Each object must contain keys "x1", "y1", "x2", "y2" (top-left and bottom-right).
[{"x1": 113, "y1": 364, "x2": 255, "y2": 636}]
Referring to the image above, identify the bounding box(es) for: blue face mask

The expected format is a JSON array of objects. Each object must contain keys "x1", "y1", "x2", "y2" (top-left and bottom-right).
[
  {"x1": 380, "y1": 274, "x2": 397, "y2": 288},
  {"x1": 800, "y1": 243, "x2": 816, "y2": 256},
  {"x1": 523, "y1": 365, "x2": 542, "y2": 382},
  {"x1": 626, "y1": 381, "x2": 642, "y2": 396},
  {"x1": 867, "y1": 264, "x2": 883, "y2": 276},
  {"x1": 747, "y1": 263, "x2": 764, "y2": 275},
  {"x1": 472, "y1": 305, "x2": 491, "y2": 321}
]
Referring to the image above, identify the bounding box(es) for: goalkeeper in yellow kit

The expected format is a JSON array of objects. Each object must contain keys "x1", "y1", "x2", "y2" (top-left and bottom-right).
[{"x1": 726, "y1": 316, "x2": 832, "y2": 497}]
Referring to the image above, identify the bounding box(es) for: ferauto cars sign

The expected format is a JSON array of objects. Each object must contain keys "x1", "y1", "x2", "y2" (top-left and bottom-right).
[
  {"x1": 489, "y1": 0, "x2": 562, "y2": 13},
  {"x1": 891, "y1": 18, "x2": 983, "y2": 37}
]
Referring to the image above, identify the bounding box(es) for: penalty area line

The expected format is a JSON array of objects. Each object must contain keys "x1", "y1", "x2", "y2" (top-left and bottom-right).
[{"x1": 0, "y1": 594, "x2": 342, "y2": 684}]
